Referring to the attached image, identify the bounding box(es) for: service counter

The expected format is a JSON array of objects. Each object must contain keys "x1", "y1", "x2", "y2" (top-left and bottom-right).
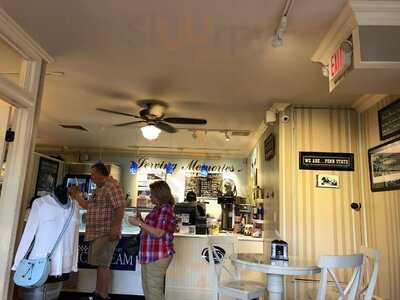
[{"x1": 63, "y1": 209, "x2": 266, "y2": 298}]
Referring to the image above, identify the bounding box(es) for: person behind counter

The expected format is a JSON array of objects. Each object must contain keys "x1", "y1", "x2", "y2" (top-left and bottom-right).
[
  {"x1": 129, "y1": 180, "x2": 176, "y2": 300},
  {"x1": 69, "y1": 162, "x2": 125, "y2": 300}
]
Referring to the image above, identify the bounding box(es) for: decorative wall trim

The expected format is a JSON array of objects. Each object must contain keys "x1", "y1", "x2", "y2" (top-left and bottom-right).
[
  {"x1": 0, "y1": 8, "x2": 53, "y2": 62},
  {"x1": 0, "y1": 75, "x2": 34, "y2": 108},
  {"x1": 35, "y1": 145, "x2": 246, "y2": 159},
  {"x1": 352, "y1": 94, "x2": 387, "y2": 113}
]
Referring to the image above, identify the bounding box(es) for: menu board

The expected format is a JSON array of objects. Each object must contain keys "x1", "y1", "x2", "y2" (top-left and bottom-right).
[
  {"x1": 379, "y1": 99, "x2": 400, "y2": 140},
  {"x1": 185, "y1": 173, "x2": 223, "y2": 198}
]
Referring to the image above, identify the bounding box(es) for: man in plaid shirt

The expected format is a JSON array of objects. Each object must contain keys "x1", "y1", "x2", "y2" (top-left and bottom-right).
[{"x1": 70, "y1": 162, "x2": 125, "y2": 300}]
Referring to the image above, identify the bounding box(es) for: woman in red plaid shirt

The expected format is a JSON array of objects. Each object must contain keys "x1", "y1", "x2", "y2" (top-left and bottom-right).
[{"x1": 129, "y1": 181, "x2": 176, "y2": 300}]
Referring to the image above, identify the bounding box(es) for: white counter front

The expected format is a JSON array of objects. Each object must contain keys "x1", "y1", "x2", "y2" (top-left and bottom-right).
[{"x1": 166, "y1": 233, "x2": 266, "y2": 300}]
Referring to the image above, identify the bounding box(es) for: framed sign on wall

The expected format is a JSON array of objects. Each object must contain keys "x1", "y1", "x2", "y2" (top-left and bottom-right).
[
  {"x1": 299, "y1": 152, "x2": 354, "y2": 171},
  {"x1": 378, "y1": 99, "x2": 400, "y2": 141},
  {"x1": 264, "y1": 133, "x2": 275, "y2": 161},
  {"x1": 35, "y1": 157, "x2": 60, "y2": 196},
  {"x1": 368, "y1": 137, "x2": 400, "y2": 192}
]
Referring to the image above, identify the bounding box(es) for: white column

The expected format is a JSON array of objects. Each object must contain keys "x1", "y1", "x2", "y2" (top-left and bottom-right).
[{"x1": 267, "y1": 274, "x2": 284, "y2": 300}]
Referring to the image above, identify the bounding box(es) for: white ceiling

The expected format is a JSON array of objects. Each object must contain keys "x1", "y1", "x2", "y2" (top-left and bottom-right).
[{"x1": 0, "y1": 0, "x2": 362, "y2": 157}]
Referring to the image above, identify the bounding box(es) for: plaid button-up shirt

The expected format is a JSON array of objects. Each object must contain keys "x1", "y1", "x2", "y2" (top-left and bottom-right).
[
  {"x1": 85, "y1": 179, "x2": 125, "y2": 241},
  {"x1": 139, "y1": 204, "x2": 176, "y2": 264}
]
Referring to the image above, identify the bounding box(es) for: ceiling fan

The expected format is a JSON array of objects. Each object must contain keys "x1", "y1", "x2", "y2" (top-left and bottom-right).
[{"x1": 96, "y1": 100, "x2": 207, "y2": 135}]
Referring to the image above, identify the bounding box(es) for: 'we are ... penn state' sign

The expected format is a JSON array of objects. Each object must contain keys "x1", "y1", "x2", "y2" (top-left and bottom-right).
[{"x1": 299, "y1": 152, "x2": 354, "y2": 171}]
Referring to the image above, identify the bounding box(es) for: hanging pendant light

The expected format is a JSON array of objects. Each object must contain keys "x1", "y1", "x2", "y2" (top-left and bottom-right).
[{"x1": 129, "y1": 161, "x2": 139, "y2": 174}]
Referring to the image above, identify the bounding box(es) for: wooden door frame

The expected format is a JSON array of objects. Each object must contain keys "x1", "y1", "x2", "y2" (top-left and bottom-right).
[{"x1": 0, "y1": 7, "x2": 53, "y2": 300}]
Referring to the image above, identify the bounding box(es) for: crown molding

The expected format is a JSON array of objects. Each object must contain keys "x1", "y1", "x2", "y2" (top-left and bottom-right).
[
  {"x1": 352, "y1": 94, "x2": 387, "y2": 113},
  {"x1": 352, "y1": 1, "x2": 400, "y2": 25},
  {"x1": 311, "y1": 1, "x2": 400, "y2": 65},
  {"x1": 311, "y1": 2, "x2": 357, "y2": 65},
  {"x1": 246, "y1": 120, "x2": 268, "y2": 158},
  {"x1": 0, "y1": 8, "x2": 53, "y2": 63},
  {"x1": 35, "y1": 144, "x2": 248, "y2": 159}
]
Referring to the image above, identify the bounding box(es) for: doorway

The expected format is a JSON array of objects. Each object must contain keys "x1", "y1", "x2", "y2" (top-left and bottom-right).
[
  {"x1": 0, "y1": 99, "x2": 14, "y2": 198},
  {"x1": 0, "y1": 9, "x2": 52, "y2": 299}
]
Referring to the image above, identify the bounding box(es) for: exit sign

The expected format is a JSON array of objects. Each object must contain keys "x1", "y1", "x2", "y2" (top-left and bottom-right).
[{"x1": 329, "y1": 42, "x2": 352, "y2": 82}]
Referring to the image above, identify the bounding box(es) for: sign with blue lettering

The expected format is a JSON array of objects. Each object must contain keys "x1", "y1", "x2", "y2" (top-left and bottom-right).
[
  {"x1": 299, "y1": 152, "x2": 354, "y2": 171},
  {"x1": 78, "y1": 235, "x2": 140, "y2": 271}
]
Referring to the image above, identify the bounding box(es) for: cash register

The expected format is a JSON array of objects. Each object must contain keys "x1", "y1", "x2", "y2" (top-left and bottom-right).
[{"x1": 174, "y1": 192, "x2": 207, "y2": 234}]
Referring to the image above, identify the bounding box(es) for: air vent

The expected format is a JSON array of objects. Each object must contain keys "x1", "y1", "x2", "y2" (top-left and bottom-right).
[
  {"x1": 232, "y1": 131, "x2": 250, "y2": 136},
  {"x1": 59, "y1": 125, "x2": 88, "y2": 132}
]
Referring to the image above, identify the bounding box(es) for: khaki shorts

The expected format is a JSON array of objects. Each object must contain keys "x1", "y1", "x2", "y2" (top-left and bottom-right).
[{"x1": 88, "y1": 236, "x2": 119, "y2": 267}]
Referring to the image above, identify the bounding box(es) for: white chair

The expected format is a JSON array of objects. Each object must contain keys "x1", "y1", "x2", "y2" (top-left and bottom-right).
[
  {"x1": 312, "y1": 254, "x2": 364, "y2": 300},
  {"x1": 359, "y1": 247, "x2": 381, "y2": 300},
  {"x1": 207, "y1": 235, "x2": 267, "y2": 300}
]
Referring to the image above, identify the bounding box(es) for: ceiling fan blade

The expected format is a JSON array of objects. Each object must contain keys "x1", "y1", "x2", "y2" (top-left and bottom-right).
[
  {"x1": 113, "y1": 121, "x2": 145, "y2": 127},
  {"x1": 97, "y1": 108, "x2": 140, "y2": 118},
  {"x1": 163, "y1": 117, "x2": 207, "y2": 125},
  {"x1": 154, "y1": 122, "x2": 178, "y2": 133}
]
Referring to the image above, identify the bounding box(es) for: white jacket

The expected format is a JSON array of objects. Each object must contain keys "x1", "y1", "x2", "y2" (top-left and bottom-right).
[{"x1": 12, "y1": 195, "x2": 80, "y2": 276}]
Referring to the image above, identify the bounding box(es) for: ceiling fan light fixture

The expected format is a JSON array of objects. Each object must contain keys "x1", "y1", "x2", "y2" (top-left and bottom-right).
[{"x1": 141, "y1": 125, "x2": 161, "y2": 140}]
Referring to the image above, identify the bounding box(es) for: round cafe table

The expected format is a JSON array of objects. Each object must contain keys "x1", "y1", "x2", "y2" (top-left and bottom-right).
[{"x1": 230, "y1": 253, "x2": 321, "y2": 300}]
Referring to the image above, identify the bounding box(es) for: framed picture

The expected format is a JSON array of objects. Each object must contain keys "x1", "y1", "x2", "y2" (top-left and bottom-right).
[
  {"x1": 35, "y1": 157, "x2": 60, "y2": 196},
  {"x1": 316, "y1": 174, "x2": 340, "y2": 188},
  {"x1": 368, "y1": 137, "x2": 400, "y2": 192},
  {"x1": 378, "y1": 99, "x2": 400, "y2": 141},
  {"x1": 264, "y1": 133, "x2": 275, "y2": 161}
]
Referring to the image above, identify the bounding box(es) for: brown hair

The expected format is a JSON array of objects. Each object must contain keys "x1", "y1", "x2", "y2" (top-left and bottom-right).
[{"x1": 150, "y1": 181, "x2": 175, "y2": 206}]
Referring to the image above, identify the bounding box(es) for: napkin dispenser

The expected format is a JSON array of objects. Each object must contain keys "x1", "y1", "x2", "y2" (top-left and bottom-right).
[{"x1": 270, "y1": 240, "x2": 288, "y2": 261}]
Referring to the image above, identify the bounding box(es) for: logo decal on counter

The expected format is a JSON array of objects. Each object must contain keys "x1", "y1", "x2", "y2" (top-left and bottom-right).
[{"x1": 201, "y1": 246, "x2": 226, "y2": 264}]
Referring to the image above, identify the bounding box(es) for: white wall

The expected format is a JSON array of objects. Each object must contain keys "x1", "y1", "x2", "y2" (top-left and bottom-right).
[
  {"x1": 359, "y1": 96, "x2": 400, "y2": 299},
  {"x1": 86, "y1": 153, "x2": 247, "y2": 203}
]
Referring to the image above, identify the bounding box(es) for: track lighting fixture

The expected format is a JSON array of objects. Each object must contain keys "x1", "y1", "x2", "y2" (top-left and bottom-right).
[{"x1": 271, "y1": 0, "x2": 294, "y2": 48}]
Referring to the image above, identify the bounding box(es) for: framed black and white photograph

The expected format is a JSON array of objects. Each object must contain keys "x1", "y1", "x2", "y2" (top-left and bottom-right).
[
  {"x1": 378, "y1": 99, "x2": 400, "y2": 141},
  {"x1": 368, "y1": 137, "x2": 400, "y2": 192},
  {"x1": 35, "y1": 157, "x2": 60, "y2": 196},
  {"x1": 316, "y1": 174, "x2": 340, "y2": 188}
]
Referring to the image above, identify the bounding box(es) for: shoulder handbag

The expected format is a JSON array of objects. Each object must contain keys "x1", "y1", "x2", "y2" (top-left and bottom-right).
[{"x1": 13, "y1": 201, "x2": 75, "y2": 288}]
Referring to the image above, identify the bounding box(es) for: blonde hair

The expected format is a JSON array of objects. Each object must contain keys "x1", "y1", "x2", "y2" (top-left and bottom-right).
[{"x1": 150, "y1": 181, "x2": 175, "y2": 206}]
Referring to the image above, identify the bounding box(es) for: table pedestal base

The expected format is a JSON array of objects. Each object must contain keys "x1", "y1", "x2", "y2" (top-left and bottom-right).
[{"x1": 267, "y1": 274, "x2": 284, "y2": 300}]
